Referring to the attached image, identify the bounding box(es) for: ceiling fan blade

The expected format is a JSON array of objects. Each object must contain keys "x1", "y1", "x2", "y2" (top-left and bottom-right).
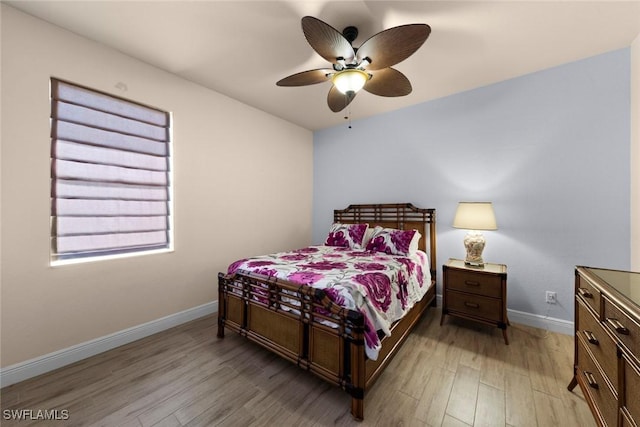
[
  {"x1": 327, "y1": 85, "x2": 356, "y2": 112},
  {"x1": 364, "y1": 68, "x2": 412, "y2": 97},
  {"x1": 277, "y1": 69, "x2": 333, "y2": 86},
  {"x1": 302, "y1": 16, "x2": 355, "y2": 64},
  {"x1": 356, "y1": 24, "x2": 431, "y2": 70}
]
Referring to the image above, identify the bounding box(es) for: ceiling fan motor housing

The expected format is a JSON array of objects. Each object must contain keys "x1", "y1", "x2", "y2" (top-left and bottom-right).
[{"x1": 342, "y1": 26, "x2": 358, "y2": 44}]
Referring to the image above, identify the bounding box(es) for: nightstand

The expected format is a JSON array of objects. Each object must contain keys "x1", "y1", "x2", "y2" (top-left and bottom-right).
[{"x1": 440, "y1": 258, "x2": 509, "y2": 344}]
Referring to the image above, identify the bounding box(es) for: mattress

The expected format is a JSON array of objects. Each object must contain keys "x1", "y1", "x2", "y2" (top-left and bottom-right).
[{"x1": 227, "y1": 245, "x2": 431, "y2": 360}]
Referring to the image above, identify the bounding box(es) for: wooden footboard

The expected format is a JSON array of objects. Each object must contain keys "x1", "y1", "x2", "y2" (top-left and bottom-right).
[
  {"x1": 217, "y1": 271, "x2": 366, "y2": 385},
  {"x1": 218, "y1": 271, "x2": 436, "y2": 420}
]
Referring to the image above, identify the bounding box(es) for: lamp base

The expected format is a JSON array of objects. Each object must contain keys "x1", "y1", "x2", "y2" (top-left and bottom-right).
[
  {"x1": 464, "y1": 260, "x2": 485, "y2": 268},
  {"x1": 463, "y1": 231, "x2": 486, "y2": 267}
]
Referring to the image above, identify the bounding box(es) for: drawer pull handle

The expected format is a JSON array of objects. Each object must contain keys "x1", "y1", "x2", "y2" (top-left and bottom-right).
[
  {"x1": 577, "y1": 288, "x2": 593, "y2": 299},
  {"x1": 582, "y1": 330, "x2": 599, "y2": 345},
  {"x1": 606, "y1": 318, "x2": 630, "y2": 335},
  {"x1": 464, "y1": 302, "x2": 479, "y2": 308},
  {"x1": 464, "y1": 280, "x2": 480, "y2": 287},
  {"x1": 583, "y1": 371, "x2": 599, "y2": 389}
]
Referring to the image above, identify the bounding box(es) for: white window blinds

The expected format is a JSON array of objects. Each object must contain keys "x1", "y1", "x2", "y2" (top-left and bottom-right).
[{"x1": 50, "y1": 78, "x2": 171, "y2": 261}]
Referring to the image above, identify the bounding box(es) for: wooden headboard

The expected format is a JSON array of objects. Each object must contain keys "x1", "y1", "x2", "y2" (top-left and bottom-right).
[{"x1": 334, "y1": 203, "x2": 437, "y2": 280}]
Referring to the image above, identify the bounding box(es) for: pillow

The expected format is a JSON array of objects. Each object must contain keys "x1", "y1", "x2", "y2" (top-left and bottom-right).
[
  {"x1": 362, "y1": 226, "x2": 377, "y2": 248},
  {"x1": 324, "y1": 223, "x2": 368, "y2": 249},
  {"x1": 365, "y1": 226, "x2": 421, "y2": 256},
  {"x1": 408, "y1": 230, "x2": 422, "y2": 255}
]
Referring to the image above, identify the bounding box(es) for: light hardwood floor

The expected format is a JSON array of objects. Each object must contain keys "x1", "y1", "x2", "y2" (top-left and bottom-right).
[{"x1": 1, "y1": 307, "x2": 595, "y2": 427}]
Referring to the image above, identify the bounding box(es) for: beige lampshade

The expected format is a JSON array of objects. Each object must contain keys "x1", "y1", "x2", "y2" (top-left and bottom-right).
[{"x1": 452, "y1": 202, "x2": 498, "y2": 230}]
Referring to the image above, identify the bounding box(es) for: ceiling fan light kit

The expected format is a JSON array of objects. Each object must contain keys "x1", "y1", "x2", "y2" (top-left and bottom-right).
[
  {"x1": 332, "y1": 69, "x2": 370, "y2": 94},
  {"x1": 277, "y1": 16, "x2": 431, "y2": 112}
]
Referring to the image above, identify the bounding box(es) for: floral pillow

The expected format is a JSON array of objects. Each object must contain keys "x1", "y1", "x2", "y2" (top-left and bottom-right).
[
  {"x1": 324, "y1": 223, "x2": 368, "y2": 249},
  {"x1": 365, "y1": 226, "x2": 421, "y2": 256}
]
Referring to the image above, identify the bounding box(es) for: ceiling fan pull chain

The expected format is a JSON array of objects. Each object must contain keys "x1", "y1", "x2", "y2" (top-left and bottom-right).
[{"x1": 345, "y1": 103, "x2": 352, "y2": 129}]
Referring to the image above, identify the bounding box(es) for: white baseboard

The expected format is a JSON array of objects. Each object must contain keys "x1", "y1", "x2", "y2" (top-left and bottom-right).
[
  {"x1": 435, "y1": 294, "x2": 573, "y2": 336},
  {"x1": 506, "y1": 308, "x2": 574, "y2": 335},
  {"x1": 0, "y1": 301, "x2": 217, "y2": 388}
]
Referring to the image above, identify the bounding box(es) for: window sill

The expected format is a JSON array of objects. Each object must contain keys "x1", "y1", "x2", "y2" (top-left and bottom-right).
[{"x1": 50, "y1": 247, "x2": 174, "y2": 267}]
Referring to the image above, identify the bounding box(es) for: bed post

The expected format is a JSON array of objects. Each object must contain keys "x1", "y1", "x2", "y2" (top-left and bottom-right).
[
  {"x1": 429, "y1": 212, "x2": 437, "y2": 306},
  {"x1": 217, "y1": 273, "x2": 225, "y2": 338},
  {"x1": 349, "y1": 313, "x2": 366, "y2": 420}
]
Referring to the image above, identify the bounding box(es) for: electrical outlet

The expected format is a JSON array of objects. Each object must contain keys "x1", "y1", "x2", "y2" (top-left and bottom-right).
[{"x1": 546, "y1": 291, "x2": 557, "y2": 304}]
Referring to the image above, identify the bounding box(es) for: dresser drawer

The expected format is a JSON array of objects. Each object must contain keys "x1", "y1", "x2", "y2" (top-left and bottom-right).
[
  {"x1": 620, "y1": 409, "x2": 635, "y2": 427},
  {"x1": 622, "y1": 353, "x2": 640, "y2": 426},
  {"x1": 577, "y1": 274, "x2": 602, "y2": 317},
  {"x1": 445, "y1": 290, "x2": 502, "y2": 322},
  {"x1": 445, "y1": 268, "x2": 502, "y2": 298},
  {"x1": 603, "y1": 296, "x2": 640, "y2": 357},
  {"x1": 577, "y1": 339, "x2": 618, "y2": 427},
  {"x1": 577, "y1": 297, "x2": 618, "y2": 393}
]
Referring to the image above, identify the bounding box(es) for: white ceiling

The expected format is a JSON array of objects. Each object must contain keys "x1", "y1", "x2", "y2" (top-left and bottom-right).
[{"x1": 6, "y1": 1, "x2": 640, "y2": 131}]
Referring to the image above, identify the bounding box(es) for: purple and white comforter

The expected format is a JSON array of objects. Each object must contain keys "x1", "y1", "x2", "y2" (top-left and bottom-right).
[{"x1": 227, "y1": 245, "x2": 431, "y2": 360}]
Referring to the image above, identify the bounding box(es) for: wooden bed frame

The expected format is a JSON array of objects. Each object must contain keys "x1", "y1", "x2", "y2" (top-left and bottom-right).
[{"x1": 217, "y1": 203, "x2": 437, "y2": 420}]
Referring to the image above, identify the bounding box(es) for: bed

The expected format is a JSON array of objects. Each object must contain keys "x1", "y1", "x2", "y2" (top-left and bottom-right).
[{"x1": 217, "y1": 203, "x2": 437, "y2": 420}]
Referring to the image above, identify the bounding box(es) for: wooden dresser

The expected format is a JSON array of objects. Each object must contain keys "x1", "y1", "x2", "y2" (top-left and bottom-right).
[{"x1": 569, "y1": 266, "x2": 640, "y2": 427}]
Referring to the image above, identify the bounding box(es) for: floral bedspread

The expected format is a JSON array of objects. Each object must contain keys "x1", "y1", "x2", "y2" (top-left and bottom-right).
[{"x1": 227, "y1": 245, "x2": 431, "y2": 360}]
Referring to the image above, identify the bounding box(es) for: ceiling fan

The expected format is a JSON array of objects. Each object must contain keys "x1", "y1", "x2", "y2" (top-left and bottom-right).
[{"x1": 276, "y1": 16, "x2": 431, "y2": 113}]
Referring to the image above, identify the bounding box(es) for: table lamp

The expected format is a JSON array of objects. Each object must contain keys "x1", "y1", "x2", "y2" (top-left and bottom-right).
[{"x1": 452, "y1": 202, "x2": 497, "y2": 267}]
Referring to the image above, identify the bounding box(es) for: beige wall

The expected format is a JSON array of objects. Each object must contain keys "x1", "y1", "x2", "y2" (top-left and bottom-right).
[
  {"x1": 632, "y1": 33, "x2": 640, "y2": 272},
  {"x1": 0, "y1": 5, "x2": 313, "y2": 367}
]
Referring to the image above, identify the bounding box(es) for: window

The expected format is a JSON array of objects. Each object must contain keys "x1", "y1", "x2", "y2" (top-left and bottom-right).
[{"x1": 50, "y1": 78, "x2": 172, "y2": 263}]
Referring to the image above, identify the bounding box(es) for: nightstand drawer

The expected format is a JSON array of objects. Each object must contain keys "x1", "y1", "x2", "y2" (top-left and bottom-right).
[
  {"x1": 603, "y1": 296, "x2": 640, "y2": 357},
  {"x1": 445, "y1": 290, "x2": 502, "y2": 322},
  {"x1": 446, "y1": 268, "x2": 502, "y2": 298},
  {"x1": 577, "y1": 339, "x2": 618, "y2": 427},
  {"x1": 577, "y1": 297, "x2": 618, "y2": 392}
]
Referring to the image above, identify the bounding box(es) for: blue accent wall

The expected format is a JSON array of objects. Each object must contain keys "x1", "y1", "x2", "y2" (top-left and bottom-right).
[{"x1": 313, "y1": 48, "x2": 631, "y2": 321}]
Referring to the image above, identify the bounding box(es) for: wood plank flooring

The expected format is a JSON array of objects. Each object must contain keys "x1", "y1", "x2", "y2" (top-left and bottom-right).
[{"x1": 1, "y1": 307, "x2": 595, "y2": 426}]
